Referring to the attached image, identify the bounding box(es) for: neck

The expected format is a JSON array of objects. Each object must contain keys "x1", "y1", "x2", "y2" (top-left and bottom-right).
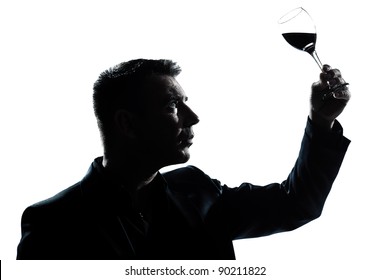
[{"x1": 102, "y1": 155, "x2": 158, "y2": 195}]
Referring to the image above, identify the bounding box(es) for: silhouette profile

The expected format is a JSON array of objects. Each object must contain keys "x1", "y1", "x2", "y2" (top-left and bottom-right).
[{"x1": 17, "y1": 59, "x2": 350, "y2": 259}]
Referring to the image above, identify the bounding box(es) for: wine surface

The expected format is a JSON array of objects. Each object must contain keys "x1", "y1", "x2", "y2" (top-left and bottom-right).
[{"x1": 282, "y1": 32, "x2": 317, "y2": 53}]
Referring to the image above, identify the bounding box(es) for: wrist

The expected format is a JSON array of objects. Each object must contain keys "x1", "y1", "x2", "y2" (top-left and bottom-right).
[{"x1": 309, "y1": 110, "x2": 334, "y2": 131}]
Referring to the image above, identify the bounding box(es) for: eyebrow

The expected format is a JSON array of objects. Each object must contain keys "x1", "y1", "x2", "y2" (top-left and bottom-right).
[{"x1": 167, "y1": 86, "x2": 188, "y2": 101}]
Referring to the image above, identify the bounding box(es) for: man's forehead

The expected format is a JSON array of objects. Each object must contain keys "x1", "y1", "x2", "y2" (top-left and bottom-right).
[{"x1": 146, "y1": 74, "x2": 187, "y2": 99}]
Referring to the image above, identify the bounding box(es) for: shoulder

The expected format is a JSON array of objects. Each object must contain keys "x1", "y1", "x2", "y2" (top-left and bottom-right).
[
  {"x1": 162, "y1": 165, "x2": 205, "y2": 180},
  {"x1": 163, "y1": 165, "x2": 213, "y2": 184},
  {"x1": 22, "y1": 159, "x2": 108, "y2": 220},
  {"x1": 22, "y1": 182, "x2": 84, "y2": 222},
  {"x1": 162, "y1": 165, "x2": 225, "y2": 195}
]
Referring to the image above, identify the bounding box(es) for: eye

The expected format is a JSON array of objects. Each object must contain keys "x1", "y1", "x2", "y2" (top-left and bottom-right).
[{"x1": 167, "y1": 100, "x2": 179, "y2": 111}]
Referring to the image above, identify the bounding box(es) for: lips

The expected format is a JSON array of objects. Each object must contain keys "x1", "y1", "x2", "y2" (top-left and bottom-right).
[{"x1": 177, "y1": 131, "x2": 194, "y2": 147}]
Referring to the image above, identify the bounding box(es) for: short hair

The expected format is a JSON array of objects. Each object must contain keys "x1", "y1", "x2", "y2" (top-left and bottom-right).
[{"x1": 93, "y1": 59, "x2": 181, "y2": 150}]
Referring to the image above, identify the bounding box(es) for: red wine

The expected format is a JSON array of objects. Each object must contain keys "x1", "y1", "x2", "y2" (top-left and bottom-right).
[{"x1": 282, "y1": 32, "x2": 316, "y2": 53}]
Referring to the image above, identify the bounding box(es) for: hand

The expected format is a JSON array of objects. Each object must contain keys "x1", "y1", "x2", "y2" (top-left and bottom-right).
[{"x1": 310, "y1": 64, "x2": 351, "y2": 130}]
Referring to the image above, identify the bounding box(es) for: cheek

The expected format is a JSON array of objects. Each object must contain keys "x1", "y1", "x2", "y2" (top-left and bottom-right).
[
  {"x1": 146, "y1": 117, "x2": 181, "y2": 143},
  {"x1": 158, "y1": 114, "x2": 181, "y2": 134},
  {"x1": 138, "y1": 110, "x2": 182, "y2": 136}
]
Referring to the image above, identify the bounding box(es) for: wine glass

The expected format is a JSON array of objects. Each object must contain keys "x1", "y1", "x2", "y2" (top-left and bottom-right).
[
  {"x1": 278, "y1": 7, "x2": 348, "y2": 98},
  {"x1": 278, "y1": 7, "x2": 323, "y2": 71}
]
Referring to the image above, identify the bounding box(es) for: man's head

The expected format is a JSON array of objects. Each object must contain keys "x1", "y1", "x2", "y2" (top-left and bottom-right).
[{"x1": 93, "y1": 59, "x2": 199, "y2": 170}]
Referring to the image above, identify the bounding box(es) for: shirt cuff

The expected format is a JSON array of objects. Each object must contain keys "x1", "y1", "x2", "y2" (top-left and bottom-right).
[{"x1": 305, "y1": 117, "x2": 350, "y2": 150}]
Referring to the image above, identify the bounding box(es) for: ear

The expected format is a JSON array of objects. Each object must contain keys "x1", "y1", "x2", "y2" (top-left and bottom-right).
[{"x1": 114, "y1": 109, "x2": 136, "y2": 139}]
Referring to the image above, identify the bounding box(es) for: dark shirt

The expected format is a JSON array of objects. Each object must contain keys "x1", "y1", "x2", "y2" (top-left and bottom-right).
[{"x1": 16, "y1": 119, "x2": 350, "y2": 260}]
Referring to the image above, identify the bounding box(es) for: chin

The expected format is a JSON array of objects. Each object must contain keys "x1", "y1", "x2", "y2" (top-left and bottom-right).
[
  {"x1": 170, "y1": 148, "x2": 191, "y2": 165},
  {"x1": 156, "y1": 146, "x2": 192, "y2": 169},
  {"x1": 177, "y1": 151, "x2": 191, "y2": 164}
]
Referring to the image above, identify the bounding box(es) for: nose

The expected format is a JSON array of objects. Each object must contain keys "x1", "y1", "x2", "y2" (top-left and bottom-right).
[{"x1": 182, "y1": 103, "x2": 199, "y2": 127}]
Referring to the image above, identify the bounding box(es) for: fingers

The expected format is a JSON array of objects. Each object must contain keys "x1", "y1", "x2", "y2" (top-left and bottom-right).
[
  {"x1": 320, "y1": 65, "x2": 345, "y2": 87},
  {"x1": 315, "y1": 65, "x2": 350, "y2": 102},
  {"x1": 333, "y1": 85, "x2": 351, "y2": 100},
  {"x1": 322, "y1": 64, "x2": 331, "y2": 72}
]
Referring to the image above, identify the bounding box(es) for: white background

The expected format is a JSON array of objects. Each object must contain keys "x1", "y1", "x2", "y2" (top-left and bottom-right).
[{"x1": 1, "y1": 0, "x2": 389, "y2": 279}]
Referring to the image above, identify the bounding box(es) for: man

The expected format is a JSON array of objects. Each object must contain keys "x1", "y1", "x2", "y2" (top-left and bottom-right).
[{"x1": 17, "y1": 59, "x2": 350, "y2": 260}]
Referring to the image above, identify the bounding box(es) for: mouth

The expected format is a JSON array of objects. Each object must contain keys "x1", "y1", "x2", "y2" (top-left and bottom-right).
[{"x1": 177, "y1": 133, "x2": 194, "y2": 147}]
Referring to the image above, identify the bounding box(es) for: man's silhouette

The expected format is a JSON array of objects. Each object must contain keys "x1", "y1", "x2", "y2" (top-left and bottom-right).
[{"x1": 17, "y1": 59, "x2": 350, "y2": 259}]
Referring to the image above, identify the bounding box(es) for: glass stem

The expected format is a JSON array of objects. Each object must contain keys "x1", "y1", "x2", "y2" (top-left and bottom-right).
[{"x1": 310, "y1": 50, "x2": 323, "y2": 72}]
